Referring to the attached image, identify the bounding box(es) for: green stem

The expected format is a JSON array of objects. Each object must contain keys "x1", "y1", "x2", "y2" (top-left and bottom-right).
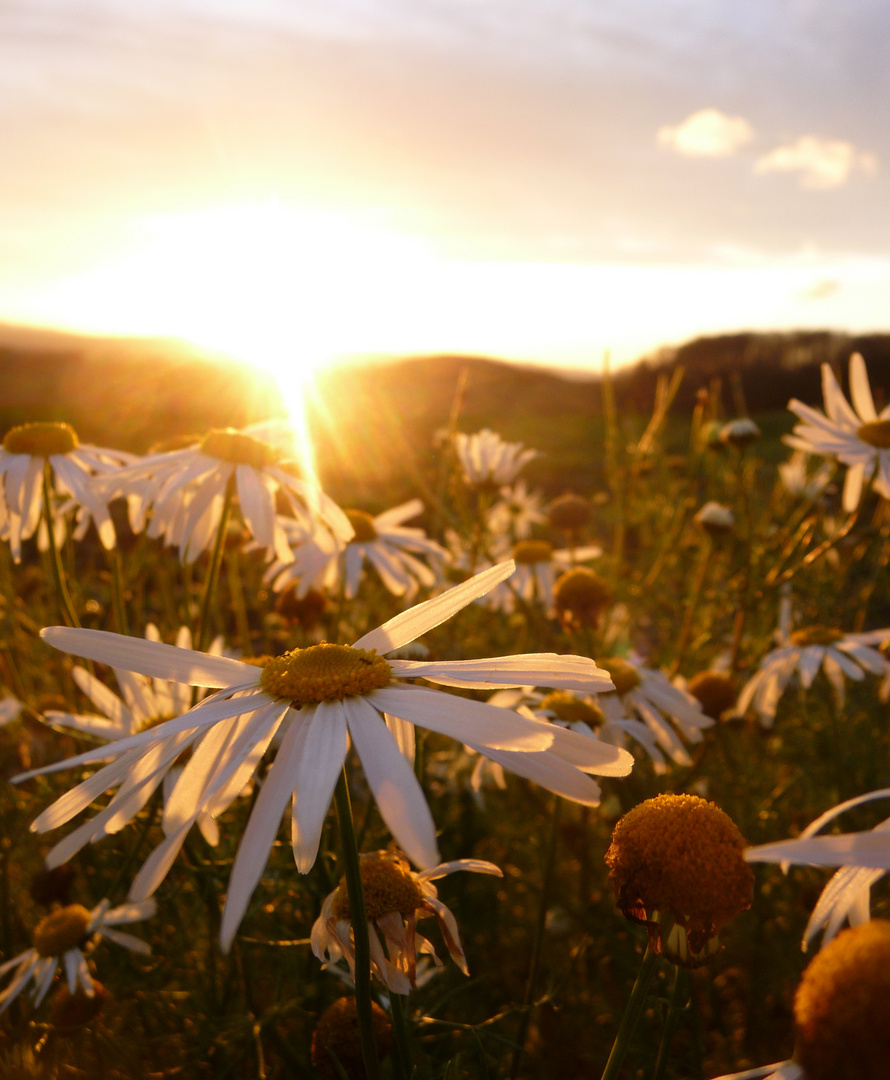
[
  {"x1": 109, "y1": 547, "x2": 129, "y2": 635},
  {"x1": 196, "y1": 481, "x2": 234, "y2": 652},
  {"x1": 508, "y1": 796, "x2": 562, "y2": 1080},
  {"x1": 42, "y1": 462, "x2": 81, "y2": 629},
  {"x1": 599, "y1": 945, "x2": 660, "y2": 1080},
  {"x1": 225, "y1": 546, "x2": 253, "y2": 656},
  {"x1": 388, "y1": 990, "x2": 413, "y2": 1080},
  {"x1": 333, "y1": 768, "x2": 382, "y2": 1080},
  {"x1": 651, "y1": 965, "x2": 685, "y2": 1080}
]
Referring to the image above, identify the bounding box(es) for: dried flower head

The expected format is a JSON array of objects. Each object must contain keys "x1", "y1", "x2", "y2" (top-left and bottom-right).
[
  {"x1": 553, "y1": 567, "x2": 613, "y2": 630},
  {"x1": 311, "y1": 996, "x2": 392, "y2": 1079},
  {"x1": 547, "y1": 492, "x2": 592, "y2": 532},
  {"x1": 686, "y1": 671, "x2": 737, "y2": 720},
  {"x1": 793, "y1": 920, "x2": 890, "y2": 1080},
  {"x1": 605, "y1": 794, "x2": 753, "y2": 966}
]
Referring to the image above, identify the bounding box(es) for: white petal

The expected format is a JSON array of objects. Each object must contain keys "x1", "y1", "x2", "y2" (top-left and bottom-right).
[
  {"x1": 388, "y1": 654, "x2": 614, "y2": 693},
  {"x1": 746, "y1": 831, "x2": 890, "y2": 869},
  {"x1": 471, "y1": 744, "x2": 603, "y2": 805},
  {"x1": 353, "y1": 561, "x2": 516, "y2": 654},
  {"x1": 848, "y1": 352, "x2": 877, "y2": 422},
  {"x1": 291, "y1": 701, "x2": 349, "y2": 872},
  {"x1": 345, "y1": 695, "x2": 440, "y2": 868},
  {"x1": 40, "y1": 627, "x2": 259, "y2": 688}
]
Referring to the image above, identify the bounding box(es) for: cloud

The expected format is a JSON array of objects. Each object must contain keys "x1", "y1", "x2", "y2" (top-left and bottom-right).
[
  {"x1": 657, "y1": 108, "x2": 754, "y2": 157},
  {"x1": 755, "y1": 136, "x2": 878, "y2": 189}
]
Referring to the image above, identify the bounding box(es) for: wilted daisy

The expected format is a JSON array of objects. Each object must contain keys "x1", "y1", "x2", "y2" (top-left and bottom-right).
[
  {"x1": 311, "y1": 850, "x2": 502, "y2": 994},
  {"x1": 606, "y1": 794, "x2": 753, "y2": 967},
  {"x1": 0, "y1": 898, "x2": 155, "y2": 1013},
  {"x1": 597, "y1": 656, "x2": 713, "y2": 767},
  {"x1": 97, "y1": 421, "x2": 352, "y2": 564},
  {"x1": 454, "y1": 428, "x2": 538, "y2": 490},
  {"x1": 43, "y1": 624, "x2": 225, "y2": 850},
  {"x1": 737, "y1": 624, "x2": 890, "y2": 727},
  {"x1": 20, "y1": 562, "x2": 630, "y2": 951},
  {"x1": 695, "y1": 501, "x2": 735, "y2": 536},
  {"x1": 746, "y1": 787, "x2": 890, "y2": 949},
  {"x1": 0, "y1": 421, "x2": 134, "y2": 562},
  {"x1": 787, "y1": 352, "x2": 890, "y2": 511},
  {"x1": 268, "y1": 498, "x2": 447, "y2": 602}
]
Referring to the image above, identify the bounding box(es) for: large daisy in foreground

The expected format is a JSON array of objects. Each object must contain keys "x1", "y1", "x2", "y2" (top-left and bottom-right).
[
  {"x1": 18, "y1": 562, "x2": 630, "y2": 951},
  {"x1": 787, "y1": 352, "x2": 890, "y2": 511}
]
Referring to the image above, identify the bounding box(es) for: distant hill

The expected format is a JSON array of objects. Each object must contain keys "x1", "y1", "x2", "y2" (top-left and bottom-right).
[{"x1": 1, "y1": 322, "x2": 889, "y2": 503}]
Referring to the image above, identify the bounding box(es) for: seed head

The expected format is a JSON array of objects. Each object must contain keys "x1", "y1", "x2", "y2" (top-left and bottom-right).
[
  {"x1": 686, "y1": 671, "x2": 737, "y2": 720},
  {"x1": 512, "y1": 539, "x2": 553, "y2": 565},
  {"x1": 33, "y1": 904, "x2": 92, "y2": 957},
  {"x1": 332, "y1": 854, "x2": 425, "y2": 923},
  {"x1": 3, "y1": 422, "x2": 78, "y2": 457},
  {"x1": 200, "y1": 428, "x2": 282, "y2": 469},
  {"x1": 540, "y1": 690, "x2": 605, "y2": 728},
  {"x1": 311, "y1": 996, "x2": 392, "y2": 1079},
  {"x1": 344, "y1": 509, "x2": 378, "y2": 543},
  {"x1": 789, "y1": 626, "x2": 844, "y2": 647},
  {"x1": 547, "y1": 492, "x2": 591, "y2": 532},
  {"x1": 553, "y1": 568, "x2": 613, "y2": 629}
]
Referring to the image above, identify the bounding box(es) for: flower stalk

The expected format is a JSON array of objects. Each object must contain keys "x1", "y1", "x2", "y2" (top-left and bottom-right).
[
  {"x1": 42, "y1": 461, "x2": 81, "y2": 629},
  {"x1": 598, "y1": 945, "x2": 660, "y2": 1080},
  {"x1": 195, "y1": 479, "x2": 234, "y2": 652}
]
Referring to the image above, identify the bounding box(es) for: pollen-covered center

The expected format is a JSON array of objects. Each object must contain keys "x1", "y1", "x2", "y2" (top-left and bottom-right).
[
  {"x1": 200, "y1": 428, "x2": 282, "y2": 469},
  {"x1": 4, "y1": 421, "x2": 79, "y2": 457},
  {"x1": 541, "y1": 690, "x2": 605, "y2": 727},
  {"x1": 793, "y1": 919, "x2": 890, "y2": 1080},
  {"x1": 605, "y1": 793, "x2": 753, "y2": 939},
  {"x1": 857, "y1": 420, "x2": 890, "y2": 449},
  {"x1": 512, "y1": 539, "x2": 553, "y2": 565},
  {"x1": 332, "y1": 856, "x2": 425, "y2": 922},
  {"x1": 259, "y1": 643, "x2": 392, "y2": 706},
  {"x1": 790, "y1": 625, "x2": 845, "y2": 647},
  {"x1": 345, "y1": 509, "x2": 378, "y2": 543},
  {"x1": 33, "y1": 904, "x2": 92, "y2": 957},
  {"x1": 599, "y1": 657, "x2": 641, "y2": 696}
]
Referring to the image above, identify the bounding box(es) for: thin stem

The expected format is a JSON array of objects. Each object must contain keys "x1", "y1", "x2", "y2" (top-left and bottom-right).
[
  {"x1": 652, "y1": 965, "x2": 685, "y2": 1080},
  {"x1": 196, "y1": 481, "x2": 234, "y2": 652},
  {"x1": 225, "y1": 546, "x2": 253, "y2": 656},
  {"x1": 109, "y1": 548, "x2": 129, "y2": 636},
  {"x1": 389, "y1": 990, "x2": 414, "y2": 1080},
  {"x1": 670, "y1": 536, "x2": 712, "y2": 676},
  {"x1": 599, "y1": 945, "x2": 660, "y2": 1080},
  {"x1": 508, "y1": 796, "x2": 562, "y2": 1080},
  {"x1": 42, "y1": 461, "x2": 81, "y2": 628},
  {"x1": 333, "y1": 768, "x2": 383, "y2": 1080}
]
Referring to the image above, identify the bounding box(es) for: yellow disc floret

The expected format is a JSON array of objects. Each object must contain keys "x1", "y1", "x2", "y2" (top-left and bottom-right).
[
  {"x1": 793, "y1": 919, "x2": 890, "y2": 1080},
  {"x1": 4, "y1": 422, "x2": 78, "y2": 457},
  {"x1": 789, "y1": 626, "x2": 845, "y2": 647},
  {"x1": 599, "y1": 657, "x2": 641, "y2": 697},
  {"x1": 541, "y1": 690, "x2": 605, "y2": 728},
  {"x1": 200, "y1": 428, "x2": 282, "y2": 469},
  {"x1": 331, "y1": 854, "x2": 425, "y2": 923},
  {"x1": 857, "y1": 420, "x2": 890, "y2": 449},
  {"x1": 259, "y1": 643, "x2": 392, "y2": 707},
  {"x1": 33, "y1": 904, "x2": 92, "y2": 957},
  {"x1": 512, "y1": 539, "x2": 553, "y2": 565},
  {"x1": 344, "y1": 509, "x2": 378, "y2": 544},
  {"x1": 605, "y1": 794, "x2": 753, "y2": 967}
]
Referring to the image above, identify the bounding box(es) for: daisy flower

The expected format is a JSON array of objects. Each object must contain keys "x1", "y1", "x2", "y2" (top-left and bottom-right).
[
  {"x1": 97, "y1": 421, "x2": 352, "y2": 564},
  {"x1": 746, "y1": 787, "x2": 890, "y2": 949},
  {"x1": 487, "y1": 480, "x2": 547, "y2": 540},
  {"x1": 18, "y1": 561, "x2": 631, "y2": 951},
  {"x1": 0, "y1": 692, "x2": 23, "y2": 726},
  {"x1": 737, "y1": 624, "x2": 890, "y2": 728},
  {"x1": 787, "y1": 352, "x2": 890, "y2": 511},
  {"x1": 0, "y1": 898, "x2": 155, "y2": 1013},
  {"x1": 454, "y1": 429, "x2": 538, "y2": 490},
  {"x1": 597, "y1": 656, "x2": 714, "y2": 767},
  {"x1": 778, "y1": 450, "x2": 833, "y2": 501},
  {"x1": 311, "y1": 850, "x2": 502, "y2": 994},
  {"x1": 268, "y1": 498, "x2": 448, "y2": 602},
  {"x1": 43, "y1": 624, "x2": 225, "y2": 849},
  {"x1": 0, "y1": 421, "x2": 135, "y2": 562},
  {"x1": 506, "y1": 538, "x2": 603, "y2": 614}
]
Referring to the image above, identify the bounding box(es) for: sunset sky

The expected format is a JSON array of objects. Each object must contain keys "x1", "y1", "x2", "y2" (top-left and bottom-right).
[{"x1": 3, "y1": 0, "x2": 889, "y2": 378}]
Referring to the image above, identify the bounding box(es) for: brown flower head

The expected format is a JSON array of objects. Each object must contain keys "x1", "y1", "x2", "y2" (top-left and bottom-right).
[
  {"x1": 553, "y1": 567, "x2": 613, "y2": 630},
  {"x1": 686, "y1": 671, "x2": 737, "y2": 720},
  {"x1": 605, "y1": 794, "x2": 753, "y2": 966},
  {"x1": 793, "y1": 919, "x2": 890, "y2": 1080},
  {"x1": 311, "y1": 996, "x2": 392, "y2": 1079}
]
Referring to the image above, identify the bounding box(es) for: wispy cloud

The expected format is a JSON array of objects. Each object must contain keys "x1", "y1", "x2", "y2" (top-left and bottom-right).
[
  {"x1": 657, "y1": 108, "x2": 754, "y2": 157},
  {"x1": 755, "y1": 135, "x2": 878, "y2": 189}
]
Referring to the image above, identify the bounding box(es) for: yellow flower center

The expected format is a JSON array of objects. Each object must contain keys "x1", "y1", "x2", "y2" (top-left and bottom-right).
[
  {"x1": 311, "y1": 996, "x2": 392, "y2": 1078},
  {"x1": 598, "y1": 657, "x2": 641, "y2": 696},
  {"x1": 553, "y1": 568, "x2": 613, "y2": 627},
  {"x1": 3, "y1": 421, "x2": 78, "y2": 457},
  {"x1": 547, "y1": 493, "x2": 591, "y2": 531},
  {"x1": 345, "y1": 509, "x2": 378, "y2": 543},
  {"x1": 258, "y1": 643, "x2": 392, "y2": 707},
  {"x1": 541, "y1": 690, "x2": 605, "y2": 727},
  {"x1": 857, "y1": 420, "x2": 890, "y2": 449},
  {"x1": 199, "y1": 428, "x2": 282, "y2": 469},
  {"x1": 331, "y1": 855, "x2": 426, "y2": 922},
  {"x1": 686, "y1": 671, "x2": 736, "y2": 719},
  {"x1": 790, "y1": 626, "x2": 845, "y2": 647},
  {"x1": 512, "y1": 539, "x2": 553, "y2": 565},
  {"x1": 605, "y1": 794, "x2": 753, "y2": 967},
  {"x1": 33, "y1": 904, "x2": 92, "y2": 957},
  {"x1": 793, "y1": 920, "x2": 890, "y2": 1080}
]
